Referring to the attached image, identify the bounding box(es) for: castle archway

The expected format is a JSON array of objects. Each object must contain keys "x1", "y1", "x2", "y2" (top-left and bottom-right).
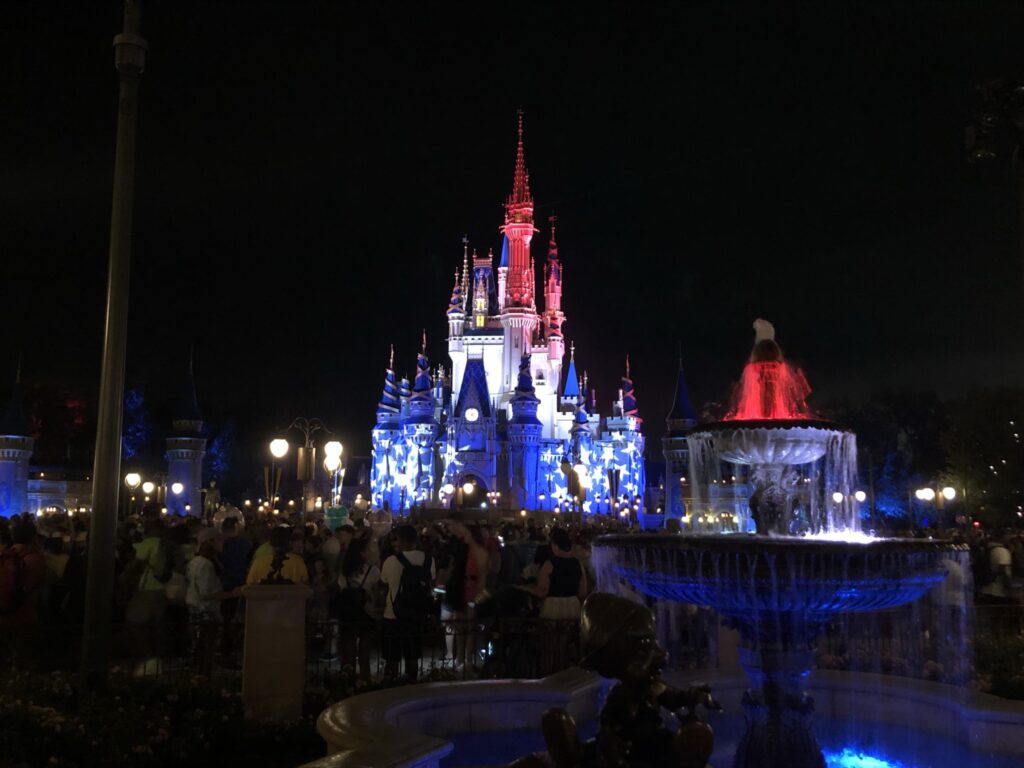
[{"x1": 454, "y1": 474, "x2": 488, "y2": 510}]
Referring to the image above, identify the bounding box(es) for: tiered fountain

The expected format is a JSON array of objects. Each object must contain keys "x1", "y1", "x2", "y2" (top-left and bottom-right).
[{"x1": 593, "y1": 320, "x2": 954, "y2": 768}]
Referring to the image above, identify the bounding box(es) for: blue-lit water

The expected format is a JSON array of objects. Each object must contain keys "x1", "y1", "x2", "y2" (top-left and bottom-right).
[{"x1": 443, "y1": 714, "x2": 1019, "y2": 768}]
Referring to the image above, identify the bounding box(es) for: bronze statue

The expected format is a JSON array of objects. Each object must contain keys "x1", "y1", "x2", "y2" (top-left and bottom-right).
[{"x1": 511, "y1": 592, "x2": 719, "y2": 768}]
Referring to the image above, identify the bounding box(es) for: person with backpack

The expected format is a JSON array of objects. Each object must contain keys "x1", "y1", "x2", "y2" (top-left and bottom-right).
[
  {"x1": 0, "y1": 517, "x2": 46, "y2": 630},
  {"x1": 124, "y1": 511, "x2": 174, "y2": 673},
  {"x1": 124, "y1": 514, "x2": 173, "y2": 624},
  {"x1": 337, "y1": 538, "x2": 380, "y2": 681},
  {"x1": 380, "y1": 524, "x2": 434, "y2": 681}
]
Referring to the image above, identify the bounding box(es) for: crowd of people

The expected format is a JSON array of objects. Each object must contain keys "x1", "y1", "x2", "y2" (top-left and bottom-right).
[
  {"x1": 0, "y1": 506, "x2": 610, "y2": 680},
  {"x1": 2, "y1": 507, "x2": 1023, "y2": 680}
]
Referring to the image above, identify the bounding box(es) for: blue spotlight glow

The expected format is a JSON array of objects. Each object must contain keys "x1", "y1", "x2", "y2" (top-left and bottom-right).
[{"x1": 825, "y1": 749, "x2": 905, "y2": 768}]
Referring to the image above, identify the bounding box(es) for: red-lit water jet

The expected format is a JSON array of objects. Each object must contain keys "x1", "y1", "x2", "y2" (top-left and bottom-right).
[{"x1": 725, "y1": 318, "x2": 811, "y2": 421}]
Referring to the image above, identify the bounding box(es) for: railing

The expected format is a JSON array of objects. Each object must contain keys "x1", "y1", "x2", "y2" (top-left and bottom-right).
[
  {"x1": 0, "y1": 616, "x2": 580, "y2": 685},
  {"x1": 305, "y1": 617, "x2": 580, "y2": 682}
]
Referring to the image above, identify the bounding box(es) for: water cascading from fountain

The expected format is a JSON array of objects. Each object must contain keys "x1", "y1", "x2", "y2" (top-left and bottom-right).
[{"x1": 689, "y1": 319, "x2": 860, "y2": 536}]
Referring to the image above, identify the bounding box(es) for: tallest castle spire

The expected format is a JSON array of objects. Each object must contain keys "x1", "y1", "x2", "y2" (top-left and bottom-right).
[
  {"x1": 509, "y1": 110, "x2": 531, "y2": 207},
  {"x1": 501, "y1": 110, "x2": 539, "y2": 309}
]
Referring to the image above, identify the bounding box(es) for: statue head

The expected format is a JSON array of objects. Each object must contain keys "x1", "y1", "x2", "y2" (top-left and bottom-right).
[{"x1": 579, "y1": 592, "x2": 668, "y2": 684}]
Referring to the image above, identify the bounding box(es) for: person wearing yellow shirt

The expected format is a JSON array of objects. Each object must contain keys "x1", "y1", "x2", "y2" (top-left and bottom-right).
[{"x1": 246, "y1": 526, "x2": 310, "y2": 585}]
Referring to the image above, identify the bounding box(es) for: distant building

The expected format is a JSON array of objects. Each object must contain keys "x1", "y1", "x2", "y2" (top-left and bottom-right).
[
  {"x1": 0, "y1": 372, "x2": 33, "y2": 517},
  {"x1": 371, "y1": 115, "x2": 645, "y2": 515}
]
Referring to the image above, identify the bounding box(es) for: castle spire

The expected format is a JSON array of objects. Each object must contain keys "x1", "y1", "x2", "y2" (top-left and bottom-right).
[
  {"x1": 510, "y1": 109, "x2": 531, "y2": 206},
  {"x1": 461, "y1": 236, "x2": 470, "y2": 311},
  {"x1": 447, "y1": 269, "x2": 463, "y2": 315},
  {"x1": 501, "y1": 111, "x2": 538, "y2": 309},
  {"x1": 548, "y1": 214, "x2": 558, "y2": 259}
]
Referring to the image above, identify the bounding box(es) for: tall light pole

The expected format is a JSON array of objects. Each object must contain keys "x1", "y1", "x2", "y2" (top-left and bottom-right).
[{"x1": 81, "y1": 0, "x2": 147, "y2": 692}]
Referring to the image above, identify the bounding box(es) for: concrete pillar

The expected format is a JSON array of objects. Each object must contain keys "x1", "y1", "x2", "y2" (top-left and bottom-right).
[{"x1": 242, "y1": 584, "x2": 312, "y2": 720}]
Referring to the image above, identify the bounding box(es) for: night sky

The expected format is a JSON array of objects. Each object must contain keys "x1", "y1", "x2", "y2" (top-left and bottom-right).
[{"x1": 3, "y1": 2, "x2": 1024, "y2": 467}]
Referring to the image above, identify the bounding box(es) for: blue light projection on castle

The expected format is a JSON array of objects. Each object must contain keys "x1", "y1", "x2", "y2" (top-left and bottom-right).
[{"x1": 371, "y1": 115, "x2": 645, "y2": 515}]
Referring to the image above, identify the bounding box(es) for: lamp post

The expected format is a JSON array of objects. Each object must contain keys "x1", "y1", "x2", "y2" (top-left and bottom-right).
[
  {"x1": 442, "y1": 483, "x2": 455, "y2": 511},
  {"x1": 323, "y1": 440, "x2": 343, "y2": 508},
  {"x1": 268, "y1": 438, "x2": 288, "y2": 514},
  {"x1": 83, "y1": 0, "x2": 148, "y2": 693},
  {"x1": 124, "y1": 472, "x2": 141, "y2": 517},
  {"x1": 914, "y1": 485, "x2": 957, "y2": 526}
]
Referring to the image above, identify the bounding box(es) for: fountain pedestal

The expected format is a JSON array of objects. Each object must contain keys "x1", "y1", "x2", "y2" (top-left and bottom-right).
[{"x1": 734, "y1": 646, "x2": 824, "y2": 768}]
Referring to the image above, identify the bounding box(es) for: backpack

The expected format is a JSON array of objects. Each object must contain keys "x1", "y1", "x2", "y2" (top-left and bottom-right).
[
  {"x1": 0, "y1": 550, "x2": 26, "y2": 615},
  {"x1": 336, "y1": 569, "x2": 370, "y2": 623},
  {"x1": 393, "y1": 552, "x2": 432, "y2": 622},
  {"x1": 150, "y1": 538, "x2": 175, "y2": 584}
]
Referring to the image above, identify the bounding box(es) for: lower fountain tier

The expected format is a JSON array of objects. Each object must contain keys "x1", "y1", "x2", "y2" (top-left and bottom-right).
[{"x1": 593, "y1": 534, "x2": 954, "y2": 620}]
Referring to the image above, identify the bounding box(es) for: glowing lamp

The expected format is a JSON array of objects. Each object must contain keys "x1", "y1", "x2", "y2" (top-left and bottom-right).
[
  {"x1": 854, "y1": 490, "x2": 867, "y2": 503},
  {"x1": 463, "y1": 482, "x2": 474, "y2": 495},
  {"x1": 269, "y1": 438, "x2": 289, "y2": 459},
  {"x1": 124, "y1": 472, "x2": 141, "y2": 489},
  {"x1": 323, "y1": 440, "x2": 343, "y2": 459},
  {"x1": 520, "y1": 509, "x2": 527, "y2": 517},
  {"x1": 917, "y1": 487, "x2": 936, "y2": 502},
  {"x1": 941, "y1": 487, "x2": 956, "y2": 501},
  {"x1": 244, "y1": 499, "x2": 252, "y2": 507},
  {"x1": 161, "y1": 507, "x2": 168, "y2": 515},
  {"x1": 442, "y1": 483, "x2": 455, "y2": 495},
  {"x1": 324, "y1": 454, "x2": 341, "y2": 473},
  {"x1": 170, "y1": 482, "x2": 184, "y2": 495},
  {"x1": 142, "y1": 481, "x2": 156, "y2": 495},
  {"x1": 831, "y1": 492, "x2": 844, "y2": 504}
]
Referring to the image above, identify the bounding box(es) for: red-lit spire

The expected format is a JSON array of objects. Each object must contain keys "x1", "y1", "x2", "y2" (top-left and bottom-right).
[
  {"x1": 547, "y1": 214, "x2": 558, "y2": 259},
  {"x1": 508, "y1": 109, "x2": 532, "y2": 208},
  {"x1": 501, "y1": 110, "x2": 538, "y2": 309}
]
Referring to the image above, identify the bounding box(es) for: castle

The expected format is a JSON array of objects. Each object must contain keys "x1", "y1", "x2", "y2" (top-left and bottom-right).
[{"x1": 370, "y1": 115, "x2": 645, "y2": 515}]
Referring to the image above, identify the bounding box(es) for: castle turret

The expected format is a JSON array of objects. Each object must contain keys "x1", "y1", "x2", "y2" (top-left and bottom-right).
[
  {"x1": 560, "y1": 342, "x2": 580, "y2": 409},
  {"x1": 604, "y1": 357, "x2": 645, "y2": 508},
  {"x1": 447, "y1": 255, "x2": 467, "y2": 394},
  {"x1": 507, "y1": 354, "x2": 542, "y2": 510},
  {"x1": 497, "y1": 235, "x2": 509, "y2": 312},
  {"x1": 543, "y1": 216, "x2": 566, "y2": 366},
  {"x1": 500, "y1": 112, "x2": 540, "y2": 393},
  {"x1": 401, "y1": 336, "x2": 439, "y2": 511},
  {"x1": 664, "y1": 355, "x2": 698, "y2": 522},
  {"x1": 0, "y1": 367, "x2": 34, "y2": 517},
  {"x1": 371, "y1": 346, "x2": 403, "y2": 510},
  {"x1": 165, "y1": 356, "x2": 206, "y2": 516}
]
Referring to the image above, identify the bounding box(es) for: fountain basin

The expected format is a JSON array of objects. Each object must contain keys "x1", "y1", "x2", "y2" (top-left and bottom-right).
[
  {"x1": 593, "y1": 534, "x2": 952, "y2": 620},
  {"x1": 694, "y1": 420, "x2": 848, "y2": 466}
]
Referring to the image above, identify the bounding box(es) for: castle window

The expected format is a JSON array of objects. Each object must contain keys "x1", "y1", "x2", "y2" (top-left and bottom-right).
[{"x1": 475, "y1": 315, "x2": 485, "y2": 328}]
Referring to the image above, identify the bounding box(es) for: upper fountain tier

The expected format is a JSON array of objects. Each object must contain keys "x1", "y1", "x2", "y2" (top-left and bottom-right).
[{"x1": 700, "y1": 319, "x2": 849, "y2": 467}]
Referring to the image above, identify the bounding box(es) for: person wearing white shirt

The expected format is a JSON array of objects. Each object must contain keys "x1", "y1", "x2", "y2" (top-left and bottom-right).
[{"x1": 380, "y1": 525, "x2": 435, "y2": 680}]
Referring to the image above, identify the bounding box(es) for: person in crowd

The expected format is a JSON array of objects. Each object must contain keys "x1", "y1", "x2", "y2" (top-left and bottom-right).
[
  {"x1": 337, "y1": 537, "x2": 381, "y2": 681},
  {"x1": 124, "y1": 511, "x2": 171, "y2": 674},
  {"x1": 321, "y1": 527, "x2": 341, "y2": 573},
  {"x1": 246, "y1": 525, "x2": 310, "y2": 585},
  {"x1": 380, "y1": 524, "x2": 434, "y2": 681},
  {"x1": 186, "y1": 526, "x2": 224, "y2": 675},
  {"x1": 0, "y1": 518, "x2": 46, "y2": 630},
  {"x1": 519, "y1": 527, "x2": 587, "y2": 619},
  {"x1": 978, "y1": 532, "x2": 1015, "y2": 605},
  {"x1": 219, "y1": 516, "x2": 251, "y2": 621}
]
